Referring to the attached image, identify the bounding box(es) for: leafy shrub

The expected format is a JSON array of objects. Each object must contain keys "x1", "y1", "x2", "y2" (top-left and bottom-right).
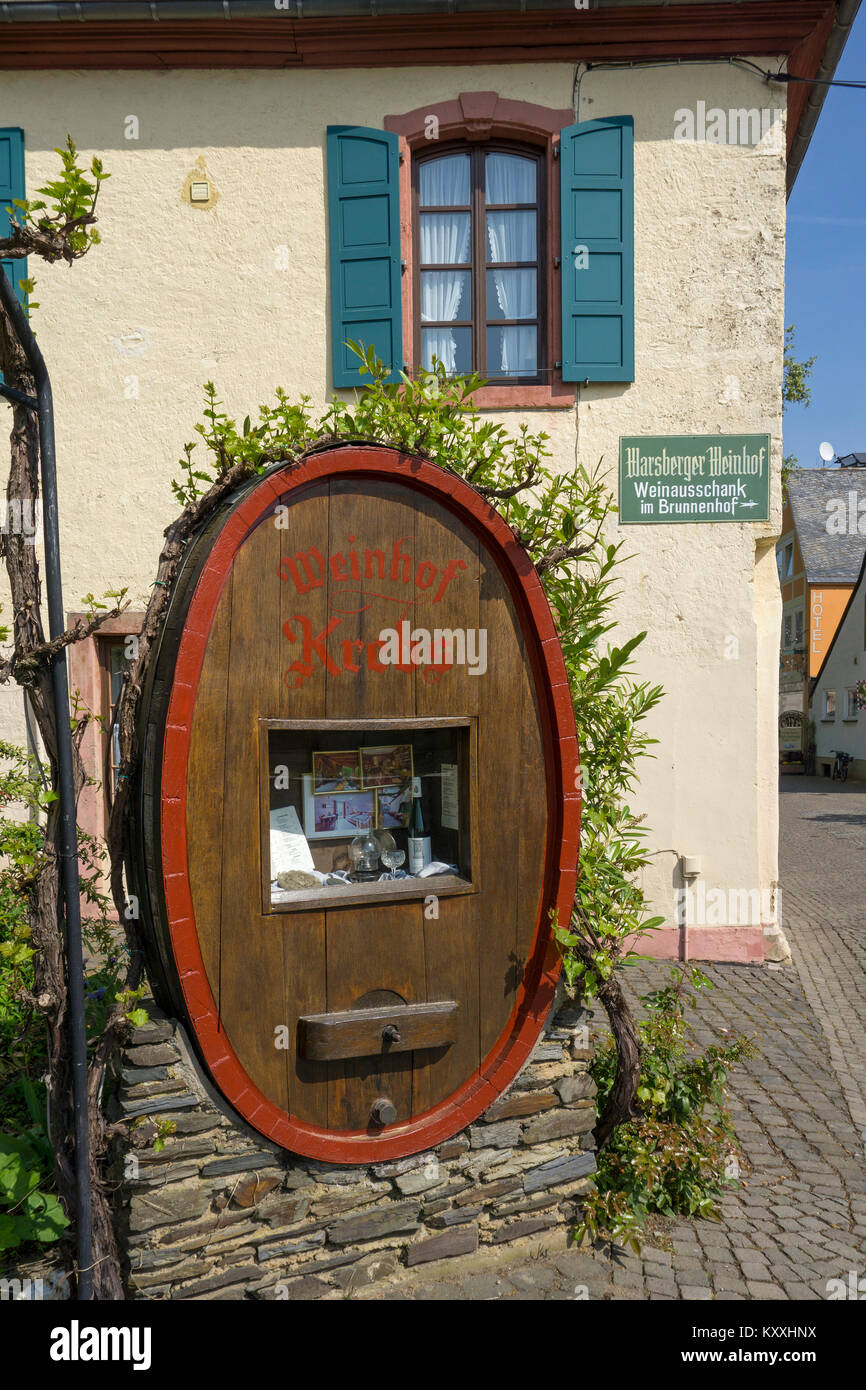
[
  {"x1": 0, "y1": 743, "x2": 62, "y2": 1254},
  {"x1": 0, "y1": 741, "x2": 50, "y2": 1128},
  {"x1": 0, "y1": 1103, "x2": 69, "y2": 1251},
  {"x1": 577, "y1": 966, "x2": 757, "y2": 1250},
  {"x1": 0, "y1": 740, "x2": 131, "y2": 1256}
]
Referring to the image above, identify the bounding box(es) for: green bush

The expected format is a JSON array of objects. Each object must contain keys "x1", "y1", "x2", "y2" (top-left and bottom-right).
[
  {"x1": 0, "y1": 740, "x2": 68, "y2": 1252},
  {"x1": 577, "y1": 966, "x2": 757, "y2": 1251},
  {"x1": 0, "y1": 731, "x2": 140, "y2": 1259},
  {"x1": 0, "y1": 1102, "x2": 69, "y2": 1251}
]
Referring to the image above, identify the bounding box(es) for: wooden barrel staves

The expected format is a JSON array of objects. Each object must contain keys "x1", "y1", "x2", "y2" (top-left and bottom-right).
[{"x1": 128, "y1": 444, "x2": 580, "y2": 1162}]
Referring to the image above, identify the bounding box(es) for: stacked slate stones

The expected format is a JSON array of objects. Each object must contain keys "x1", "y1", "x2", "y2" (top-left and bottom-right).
[{"x1": 112, "y1": 998, "x2": 597, "y2": 1299}]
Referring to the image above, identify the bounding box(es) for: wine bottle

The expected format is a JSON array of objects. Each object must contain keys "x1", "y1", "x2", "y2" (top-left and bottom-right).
[{"x1": 407, "y1": 776, "x2": 432, "y2": 874}]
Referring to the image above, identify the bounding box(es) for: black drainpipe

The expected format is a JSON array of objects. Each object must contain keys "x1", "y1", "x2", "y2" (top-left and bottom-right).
[{"x1": 0, "y1": 272, "x2": 92, "y2": 1302}]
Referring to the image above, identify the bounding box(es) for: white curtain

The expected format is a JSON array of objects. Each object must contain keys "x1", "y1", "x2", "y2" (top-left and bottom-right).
[
  {"x1": 486, "y1": 210, "x2": 536, "y2": 264},
  {"x1": 421, "y1": 270, "x2": 467, "y2": 324},
  {"x1": 420, "y1": 153, "x2": 470, "y2": 207},
  {"x1": 489, "y1": 326, "x2": 536, "y2": 378},
  {"x1": 485, "y1": 153, "x2": 535, "y2": 205},
  {"x1": 419, "y1": 157, "x2": 472, "y2": 378},
  {"x1": 420, "y1": 212, "x2": 470, "y2": 266},
  {"x1": 486, "y1": 180, "x2": 537, "y2": 377},
  {"x1": 422, "y1": 329, "x2": 460, "y2": 375},
  {"x1": 488, "y1": 268, "x2": 536, "y2": 319}
]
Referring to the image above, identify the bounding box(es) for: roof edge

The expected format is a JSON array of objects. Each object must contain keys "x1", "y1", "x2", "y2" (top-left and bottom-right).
[{"x1": 787, "y1": 0, "x2": 862, "y2": 195}]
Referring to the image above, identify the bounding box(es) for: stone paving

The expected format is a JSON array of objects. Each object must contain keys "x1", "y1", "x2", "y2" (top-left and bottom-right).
[{"x1": 352, "y1": 776, "x2": 866, "y2": 1300}]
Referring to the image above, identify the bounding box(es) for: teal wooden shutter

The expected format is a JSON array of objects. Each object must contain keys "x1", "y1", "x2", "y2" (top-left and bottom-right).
[
  {"x1": 560, "y1": 116, "x2": 634, "y2": 383},
  {"x1": 0, "y1": 128, "x2": 26, "y2": 306},
  {"x1": 327, "y1": 126, "x2": 402, "y2": 388}
]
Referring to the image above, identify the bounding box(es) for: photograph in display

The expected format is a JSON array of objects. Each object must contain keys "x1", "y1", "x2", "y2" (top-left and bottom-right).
[
  {"x1": 311, "y1": 750, "x2": 362, "y2": 793},
  {"x1": 360, "y1": 744, "x2": 414, "y2": 789},
  {"x1": 377, "y1": 785, "x2": 412, "y2": 829},
  {"x1": 303, "y1": 775, "x2": 376, "y2": 840}
]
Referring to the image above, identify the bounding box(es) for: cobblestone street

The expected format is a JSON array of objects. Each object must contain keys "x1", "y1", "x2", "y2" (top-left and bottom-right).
[{"x1": 354, "y1": 777, "x2": 866, "y2": 1301}]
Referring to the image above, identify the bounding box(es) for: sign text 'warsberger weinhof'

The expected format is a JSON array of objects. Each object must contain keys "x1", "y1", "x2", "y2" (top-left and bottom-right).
[{"x1": 619, "y1": 434, "x2": 771, "y2": 524}]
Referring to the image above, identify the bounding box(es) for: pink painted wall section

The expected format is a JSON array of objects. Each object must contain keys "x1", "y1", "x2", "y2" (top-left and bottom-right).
[
  {"x1": 67, "y1": 629, "x2": 104, "y2": 853},
  {"x1": 67, "y1": 612, "x2": 145, "y2": 918}
]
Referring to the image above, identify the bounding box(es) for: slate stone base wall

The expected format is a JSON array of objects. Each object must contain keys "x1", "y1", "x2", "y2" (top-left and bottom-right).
[{"x1": 111, "y1": 995, "x2": 597, "y2": 1300}]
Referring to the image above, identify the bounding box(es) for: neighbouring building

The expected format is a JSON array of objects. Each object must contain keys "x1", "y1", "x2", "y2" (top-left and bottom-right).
[
  {"x1": 777, "y1": 466, "x2": 866, "y2": 732},
  {"x1": 811, "y1": 547, "x2": 866, "y2": 781},
  {"x1": 0, "y1": 0, "x2": 857, "y2": 967}
]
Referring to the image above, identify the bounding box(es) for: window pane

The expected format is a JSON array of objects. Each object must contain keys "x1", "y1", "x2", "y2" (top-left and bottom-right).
[
  {"x1": 487, "y1": 210, "x2": 536, "y2": 264},
  {"x1": 422, "y1": 326, "x2": 472, "y2": 376},
  {"x1": 420, "y1": 154, "x2": 470, "y2": 207},
  {"x1": 421, "y1": 212, "x2": 471, "y2": 265},
  {"x1": 109, "y1": 642, "x2": 126, "y2": 704},
  {"x1": 108, "y1": 642, "x2": 126, "y2": 797},
  {"x1": 485, "y1": 152, "x2": 536, "y2": 205},
  {"x1": 486, "y1": 268, "x2": 536, "y2": 320},
  {"x1": 421, "y1": 270, "x2": 470, "y2": 323},
  {"x1": 486, "y1": 325, "x2": 537, "y2": 378}
]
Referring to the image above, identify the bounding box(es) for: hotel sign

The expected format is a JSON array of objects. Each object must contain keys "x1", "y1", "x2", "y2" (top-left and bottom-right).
[{"x1": 619, "y1": 434, "x2": 771, "y2": 524}]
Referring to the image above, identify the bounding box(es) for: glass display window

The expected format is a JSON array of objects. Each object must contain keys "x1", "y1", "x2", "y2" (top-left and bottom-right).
[{"x1": 260, "y1": 718, "x2": 476, "y2": 912}]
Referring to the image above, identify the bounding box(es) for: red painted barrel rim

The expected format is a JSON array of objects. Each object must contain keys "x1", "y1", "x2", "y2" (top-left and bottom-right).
[{"x1": 160, "y1": 445, "x2": 581, "y2": 1162}]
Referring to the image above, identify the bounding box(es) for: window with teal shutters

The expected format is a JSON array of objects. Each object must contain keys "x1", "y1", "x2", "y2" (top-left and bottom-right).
[
  {"x1": 0, "y1": 128, "x2": 26, "y2": 307},
  {"x1": 327, "y1": 126, "x2": 403, "y2": 388},
  {"x1": 560, "y1": 116, "x2": 634, "y2": 383}
]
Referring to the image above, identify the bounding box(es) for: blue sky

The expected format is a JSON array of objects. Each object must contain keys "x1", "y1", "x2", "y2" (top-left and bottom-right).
[{"x1": 785, "y1": 10, "x2": 866, "y2": 469}]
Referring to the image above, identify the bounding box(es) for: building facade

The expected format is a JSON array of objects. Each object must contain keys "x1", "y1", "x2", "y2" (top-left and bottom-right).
[
  {"x1": 0, "y1": 0, "x2": 853, "y2": 964},
  {"x1": 811, "y1": 549, "x2": 866, "y2": 781},
  {"x1": 777, "y1": 467, "x2": 866, "y2": 741}
]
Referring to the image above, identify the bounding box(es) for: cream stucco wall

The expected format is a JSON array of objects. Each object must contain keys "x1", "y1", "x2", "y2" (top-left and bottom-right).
[{"x1": 0, "y1": 60, "x2": 785, "y2": 958}]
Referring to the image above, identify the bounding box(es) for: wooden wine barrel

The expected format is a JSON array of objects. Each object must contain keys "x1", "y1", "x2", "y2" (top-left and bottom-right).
[{"x1": 128, "y1": 444, "x2": 580, "y2": 1162}]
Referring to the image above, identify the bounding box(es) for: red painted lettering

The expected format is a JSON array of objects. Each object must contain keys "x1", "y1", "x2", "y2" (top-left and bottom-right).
[
  {"x1": 329, "y1": 552, "x2": 348, "y2": 582},
  {"x1": 415, "y1": 560, "x2": 437, "y2": 590},
  {"x1": 283, "y1": 614, "x2": 343, "y2": 679},
  {"x1": 278, "y1": 547, "x2": 326, "y2": 595},
  {"x1": 390, "y1": 536, "x2": 413, "y2": 584},
  {"x1": 367, "y1": 640, "x2": 388, "y2": 673},
  {"x1": 432, "y1": 559, "x2": 467, "y2": 603},
  {"x1": 342, "y1": 638, "x2": 364, "y2": 673},
  {"x1": 364, "y1": 548, "x2": 385, "y2": 579}
]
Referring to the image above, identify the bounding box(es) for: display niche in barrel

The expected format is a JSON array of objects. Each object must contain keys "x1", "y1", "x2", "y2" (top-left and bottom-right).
[{"x1": 128, "y1": 445, "x2": 580, "y2": 1162}]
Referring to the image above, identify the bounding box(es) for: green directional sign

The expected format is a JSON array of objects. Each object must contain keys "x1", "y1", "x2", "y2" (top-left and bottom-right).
[{"x1": 619, "y1": 434, "x2": 771, "y2": 524}]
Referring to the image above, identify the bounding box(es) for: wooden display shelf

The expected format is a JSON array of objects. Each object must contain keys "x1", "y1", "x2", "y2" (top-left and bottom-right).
[{"x1": 269, "y1": 872, "x2": 475, "y2": 914}]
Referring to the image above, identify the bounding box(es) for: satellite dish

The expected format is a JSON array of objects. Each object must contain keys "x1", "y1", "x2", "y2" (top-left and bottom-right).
[{"x1": 819, "y1": 441, "x2": 836, "y2": 462}]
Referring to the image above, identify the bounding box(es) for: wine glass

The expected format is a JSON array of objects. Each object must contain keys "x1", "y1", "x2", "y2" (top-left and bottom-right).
[{"x1": 381, "y1": 848, "x2": 406, "y2": 880}]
